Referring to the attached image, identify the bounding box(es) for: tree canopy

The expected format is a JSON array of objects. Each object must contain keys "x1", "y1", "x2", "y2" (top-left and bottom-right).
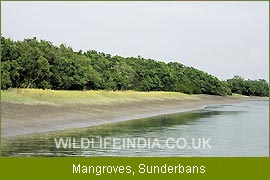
[
  {"x1": 227, "y1": 76, "x2": 269, "y2": 97},
  {"x1": 1, "y1": 36, "x2": 269, "y2": 97}
]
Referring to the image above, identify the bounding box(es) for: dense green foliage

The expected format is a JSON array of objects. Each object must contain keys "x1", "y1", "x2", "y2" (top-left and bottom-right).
[
  {"x1": 1, "y1": 36, "x2": 269, "y2": 96},
  {"x1": 227, "y1": 76, "x2": 269, "y2": 97}
]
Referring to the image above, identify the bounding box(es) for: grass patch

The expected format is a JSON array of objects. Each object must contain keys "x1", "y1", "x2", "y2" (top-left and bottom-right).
[
  {"x1": 232, "y1": 93, "x2": 248, "y2": 97},
  {"x1": 1, "y1": 88, "x2": 198, "y2": 106}
]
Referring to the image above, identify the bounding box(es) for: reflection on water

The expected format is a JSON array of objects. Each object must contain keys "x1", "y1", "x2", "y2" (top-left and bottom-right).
[{"x1": 2, "y1": 100, "x2": 269, "y2": 157}]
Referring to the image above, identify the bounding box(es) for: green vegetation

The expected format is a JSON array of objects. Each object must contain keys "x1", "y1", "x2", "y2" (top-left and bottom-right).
[
  {"x1": 1, "y1": 36, "x2": 269, "y2": 96},
  {"x1": 1, "y1": 88, "x2": 198, "y2": 106},
  {"x1": 227, "y1": 76, "x2": 269, "y2": 97}
]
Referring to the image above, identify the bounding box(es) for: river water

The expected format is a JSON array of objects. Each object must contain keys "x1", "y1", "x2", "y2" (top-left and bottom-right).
[{"x1": 2, "y1": 100, "x2": 269, "y2": 157}]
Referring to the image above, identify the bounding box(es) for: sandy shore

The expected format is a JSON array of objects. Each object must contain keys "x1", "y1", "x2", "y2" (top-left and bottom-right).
[{"x1": 1, "y1": 95, "x2": 267, "y2": 137}]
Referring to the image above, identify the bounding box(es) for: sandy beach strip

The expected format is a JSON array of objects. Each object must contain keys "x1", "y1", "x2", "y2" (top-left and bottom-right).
[{"x1": 1, "y1": 95, "x2": 267, "y2": 138}]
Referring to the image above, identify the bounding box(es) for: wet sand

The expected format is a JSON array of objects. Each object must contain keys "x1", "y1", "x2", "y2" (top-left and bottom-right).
[{"x1": 1, "y1": 95, "x2": 267, "y2": 137}]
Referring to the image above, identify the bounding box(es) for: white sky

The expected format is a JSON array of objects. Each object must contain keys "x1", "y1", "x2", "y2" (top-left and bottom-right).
[{"x1": 1, "y1": 1, "x2": 269, "y2": 81}]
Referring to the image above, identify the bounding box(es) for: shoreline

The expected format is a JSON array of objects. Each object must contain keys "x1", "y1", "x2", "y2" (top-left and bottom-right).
[{"x1": 1, "y1": 95, "x2": 268, "y2": 138}]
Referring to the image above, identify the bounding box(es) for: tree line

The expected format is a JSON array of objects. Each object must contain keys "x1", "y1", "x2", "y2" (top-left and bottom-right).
[{"x1": 1, "y1": 36, "x2": 269, "y2": 96}]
